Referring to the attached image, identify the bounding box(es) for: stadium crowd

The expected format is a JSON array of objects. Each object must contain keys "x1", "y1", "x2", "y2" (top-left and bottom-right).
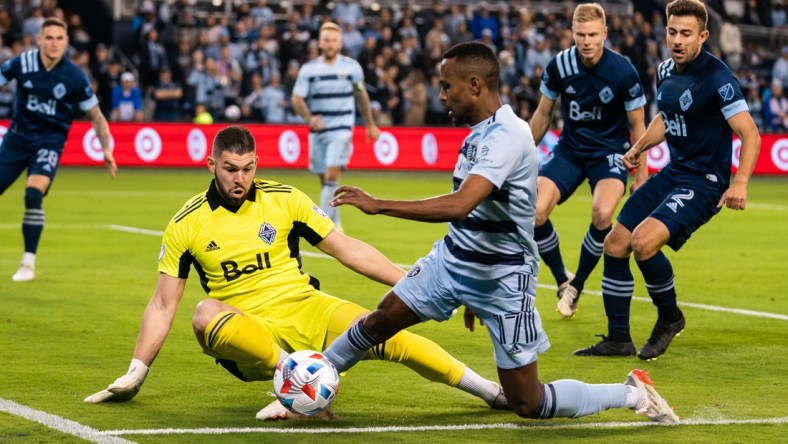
[{"x1": 0, "y1": 0, "x2": 786, "y2": 132}]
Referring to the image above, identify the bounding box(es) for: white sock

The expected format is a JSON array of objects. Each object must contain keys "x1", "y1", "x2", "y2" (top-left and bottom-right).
[
  {"x1": 625, "y1": 383, "x2": 640, "y2": 409},
  {"x1": 21, "y1": 252, "x2": 36, "y2": 268},
  {"x1": 456, "y1": 367, "x2": 500, "y2": 404}
]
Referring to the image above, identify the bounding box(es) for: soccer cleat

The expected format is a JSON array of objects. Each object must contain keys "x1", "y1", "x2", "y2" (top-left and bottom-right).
[
  {"x1": 573, "y1": 335, "x2": 636, "y2": 357},
  {"x1": 625, "y1": 369, "x2": 680, "y2": 424},
  {"x1": 256, "y1": 398, "x2": 292, "y2": 421},
  {"x1": 556, "y1": 270, "x2": 575, "y2": 299},
  {"x1": 486, "y1": 384, "x2": 511, "y2": 410},
  {"x1": 638, "y1": 313, "x2": 686, "y2": 361},
  {"x1": 11, "y1": 264, "x2": 35, "y2": 282},
  {"x1": 556, "y1": 284, "x2": 579, "y2": 319}
]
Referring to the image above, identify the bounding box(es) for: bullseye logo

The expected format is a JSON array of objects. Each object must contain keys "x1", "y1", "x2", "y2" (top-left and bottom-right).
[
  {"x1": 536, "y1": 130, "x2": 558, "y2": 166},
  {"x1": 731, "y1": 138, "x2": 742, "y2": 169},
  {"x1": 135, "y1": 127, "x2": 162, "y2": 162},
  {"x1": 374, "y1": 132, "x2": 399, "y2": 165},
  {"x1": 771, "y1": 138, "x2": 788, "y2": 171},
  {"x1": 647, "y1": 141, "x2": 671, "y2": 170},
  {"x1": 82, "y1": 128, "x2": 115, "y2": 162},
  {"x1": 187, "y1": 128, "x2": 207, "y2": 162},
  {"x1": 421, "y1": 133, "x2": 437, "y2": 165},
  {"x1": 278, "y1": 130, "x2": 300, "y2": 164}
]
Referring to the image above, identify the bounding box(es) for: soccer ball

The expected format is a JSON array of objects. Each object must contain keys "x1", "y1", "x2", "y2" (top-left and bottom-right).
[{"x1": 273, "y1": 350, "x2": 340, "y2": 415}]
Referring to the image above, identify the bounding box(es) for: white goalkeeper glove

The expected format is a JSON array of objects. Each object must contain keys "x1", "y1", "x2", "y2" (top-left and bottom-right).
[{"x1": 84, "y1": 358, "x2": 149, "y2": 403}]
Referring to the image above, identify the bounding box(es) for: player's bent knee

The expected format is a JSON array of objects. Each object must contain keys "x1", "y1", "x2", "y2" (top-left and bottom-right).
[{"x1": 192, "y1": 299, "x2": 224, "y2": 332}]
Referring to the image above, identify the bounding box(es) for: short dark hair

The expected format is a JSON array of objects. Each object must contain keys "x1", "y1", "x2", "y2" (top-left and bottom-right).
[
  {"x1": 212, "y1": 126, "x2": 256, "y2": 156},
  {"x1": 666, "y1": 0, "x2": 708, "y2": 31},
  {"x1": 442, "y1": 41, "x2": 500, "y2": 89}
]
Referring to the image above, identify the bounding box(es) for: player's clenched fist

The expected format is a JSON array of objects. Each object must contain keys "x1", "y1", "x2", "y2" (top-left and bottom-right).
[{"x1": 84, "y1": 359, "x2": 149, "y2": 403}]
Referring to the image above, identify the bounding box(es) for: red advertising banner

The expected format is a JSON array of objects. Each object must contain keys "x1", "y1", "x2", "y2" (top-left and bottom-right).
[{"x1": 2, "y1": 121, "x2": 786, "y2": 175}]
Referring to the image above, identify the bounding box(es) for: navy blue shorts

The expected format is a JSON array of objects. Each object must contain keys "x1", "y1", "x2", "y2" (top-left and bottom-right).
[
  {"x1": 539, "y1": 146, "x2": 627, "y2": 204},
  {"x1": 616, "y1": 167, "x2": 723, "y2": 251},
  {"x1": 0, "y1": 134, "x2": 62, "y2": 194}
]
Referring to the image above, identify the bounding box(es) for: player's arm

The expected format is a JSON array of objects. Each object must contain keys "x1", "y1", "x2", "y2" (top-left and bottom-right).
[
  {"x1": 353, "y1": 79, "x2": 380, "y2": 141},
  {"x1": 718, "y1": 112, "x2": 761, "y2": 210},
  {"x1": 623, "y1": 113, "x2": 666, "y2": 170},
  {"x1": 331, "y1": 174, "x2": 494, "y2": 222},
  {"x1": 85, "y1": 105, "x2": 118, "y2": 178},
  {"x1": 291, "y1": 93, "x2": 323, "y2": 131},
  {"x1": 626, "y1": 106, "x2": 648, "y2": 192},
  {"x1": 528, "y1": 95, "x2": 556, "y2": 146},
  {"x1": 84, "y1": 274, "x2": 186, "y2": 403},
  {"x1": 316, "y1": 230, "x2": 405, "y2": 286}
]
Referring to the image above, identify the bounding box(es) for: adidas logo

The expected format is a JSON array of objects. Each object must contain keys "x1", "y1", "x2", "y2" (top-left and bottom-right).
[
  {"x1": 205, "y1": 240, "x2": 221, "y2": 252},
  {"x1": 23, "y1": 80, "x2": 33, "y2": 89},
  {"x1": 566, "y1": 85, "x2": 576, "y2": 94}
]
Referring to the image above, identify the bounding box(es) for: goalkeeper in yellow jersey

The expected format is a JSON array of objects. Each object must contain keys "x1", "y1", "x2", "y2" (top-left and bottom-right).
[{"x1": 84, "y1": 125, "x2": 507, "y2": 420}]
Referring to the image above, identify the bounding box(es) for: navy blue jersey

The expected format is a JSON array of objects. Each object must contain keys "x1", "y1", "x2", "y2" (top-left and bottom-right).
[
  {"x1": 655, "y1": 50, "x2": 748, "y2": 188},
  {"x1": 0, "y1": 50, "x2": 98, "y2": 150},
  {"x1": 540, "y1": 46, "x2": 646, "y2": 158}
]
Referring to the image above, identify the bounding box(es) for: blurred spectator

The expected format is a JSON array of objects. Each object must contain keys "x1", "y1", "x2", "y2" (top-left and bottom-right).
[
  {"x1": 768, "y1": 81, "x2": 788, "y2": 132},
  {"x1": 95, "y1": 58, "x2": 123, "y2": 117},
  {"x1": 244, "y1": 34, "x2": 279, "y2": 87},
  {"x1": 68, "y1": 13, "x2": 91, "y2": 54},
  {"x1": 216, "y1": 46, "x2": 243, "y2": 108},
  {"x1": 499, "y1": 49, "x2": 517, "y2": 88},
  {"x1": 140, "y1": 29, "x2": 168, "y2": 89},
  {"x1": 241, "y1": 72, "x2": 265, "y2": 121},
  {"x1": 0, "y1": 79, "x2": 15, "y2": 119},
  {"x1": 443, "y1": 3, "x2": 466, "y2": 38},
  {"x1": 111, "y1": 72, "x2": 144, "y2": 122},
  {"x1": 187, "y1": 57, "x2": 224, "y2": 120},
  {"x1": 773, "y1": 1, "x2": 787, "y2": 27},
  {"x1": 332, "y1": 0, "x2": 364, "y2": 29},
  {"x1": 512, "y1": 74, "x2": 538, "y2": 117},
  {"x1": 22, "y1": 7, "x2": 44, "y2": 40},
  {"x1": 469, "y1": 3, "x2": 500, "y2": 41},
  {"x1": 524, "y1": 35, "x2": 551, "y2": 79},
  {"x1": 424, "y1": 71, "x2": 450, "y2": 126},
  {"x1": 719, "y1": 17, "x2": 743, "y2": 71},
  {"x1": 742, "y1": 0, "x2": 771, "y2": 27},
  {"x1": 152, "y1": 69, "x2": 183, "y2": 122},
  {"x1": 402, "y1": 69, "x2": 426, "y2": 126},
  {"x1": 250, "y1": 0, "x2": 275, "y2": 28},
  {"x1": 0, "y1": 35, "x2": 13, "y2": 65},
  {"x1": 746, "y1": 86, "x2": 763, "y2": 130},
  {"x1": 773, "y1": 46, "x2": 788, "y2": 89},
  {"x1": 260, "y1": 71, "x2": 287, "y2": 123},
  {"x1": 342, "y1": 23, "x2": 365, "y2": 60}
]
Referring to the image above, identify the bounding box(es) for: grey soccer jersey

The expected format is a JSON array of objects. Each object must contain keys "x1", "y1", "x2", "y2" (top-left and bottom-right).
[
  {"x1": 292, "y1": 55, "x2": 363, "y2": 133},
  {"x1": 442, "y1": 104, "x2": 539, "y2": 280}
]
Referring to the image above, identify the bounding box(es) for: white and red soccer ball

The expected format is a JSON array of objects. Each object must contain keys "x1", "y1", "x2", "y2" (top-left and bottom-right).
[{"x1": 273, "y1": 350, "x2": 340, "y2": 415}]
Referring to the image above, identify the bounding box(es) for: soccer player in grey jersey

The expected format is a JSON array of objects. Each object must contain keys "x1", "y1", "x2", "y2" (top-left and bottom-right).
[{"x1": 322, "y1": 41, "x2": 679, "y2": 424}]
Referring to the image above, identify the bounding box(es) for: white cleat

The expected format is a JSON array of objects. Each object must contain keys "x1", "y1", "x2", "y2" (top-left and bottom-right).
[
  {"x1": 556, "y1": 285, "x2": 579, "y2": 319},
  {"x1": 11, "y1": 264, "x2": 35, "y2": 282},
  {"x1": 486, "y1": 384, "x2": 511, "y2": 410},
  {"x1": 256, "y1": 398, "x2": 293, "y2": 421},
  {"x1": 625, "y1": 369, "x2": 680, "y2": 424}
]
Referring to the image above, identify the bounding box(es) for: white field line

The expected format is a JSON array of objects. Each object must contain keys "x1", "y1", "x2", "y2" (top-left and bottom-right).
[
  {"x1": 0, "y1": 398, "x2": 134, "y2": 444},
  {"x1": 103, "y1": 416, "x2": 788, "y2": 436}
]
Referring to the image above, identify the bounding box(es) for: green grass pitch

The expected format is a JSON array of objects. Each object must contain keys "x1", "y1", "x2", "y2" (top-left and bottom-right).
[{"x1": 1, "y1": 167, "x2": 786, "y2": 443}]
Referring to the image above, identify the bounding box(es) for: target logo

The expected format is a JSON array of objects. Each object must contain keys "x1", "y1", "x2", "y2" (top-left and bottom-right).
[
  {"x1": 278, "y1": 130, "x2": 301, "y2": 164},
  {"x1": 647, "y1": 142, "x2": 671, "y2": 170},
  {"x1": 135, "y1": 127, "x2": 162, "y2": 162},
  {"x1": 731, "y1": 137, "x2": 742, "y2": 169},
  {"x1": 187, "y1": 128, "x2": 207, "y2": 162},
  {"x1": 374, "y1": 132, "x2": 399, "y2": 165},
  {"x1": 771, "y1": 138, "x2": 788, "y2": 171},
  {"x1": 82, "y1": 128, "x2": 115, "y2": 162},
  {"x1": 422, "y1": 133, "x2": 438, "y2": 165}
]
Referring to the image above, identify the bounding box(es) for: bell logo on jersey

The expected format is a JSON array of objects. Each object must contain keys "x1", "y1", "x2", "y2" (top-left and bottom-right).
[
  {"x1": 568, "y1": 100, "x2": 602, "y2": 121},
  {"x1": 26, "y1": 95, "x2": 56, "y2": 116},
  {"x1": 221, "y1": 253, "x2": 272, "y2": 282},
  {"x1": 661, "y1": 111, "x2": 687, "y2": 137}
]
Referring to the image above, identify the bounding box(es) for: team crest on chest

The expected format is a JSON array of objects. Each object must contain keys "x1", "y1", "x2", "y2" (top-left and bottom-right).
[
  {"x1": 465, "y1": 141, "x2": 478, "y2": 162},
  {"x1": 718, "y1": 83, "x2": 734, "y2": 101},
  {"x1": 53, "y1": 83, "x2": 66, "y2": 99},
  {"x1": 598, "y1": 86, "x2": 614, "y2": 104},
  {"x1": 679, "y1": 89, "x2": 693, "y2": 111},
  {"x1": 259, "y1": 222, "x2": 276, "y2": 244}
]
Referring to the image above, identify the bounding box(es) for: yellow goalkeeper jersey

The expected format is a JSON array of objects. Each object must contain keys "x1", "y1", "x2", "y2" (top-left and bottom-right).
[{"x1": 158, "y1": 178, "x2": 335, "y2": 316}]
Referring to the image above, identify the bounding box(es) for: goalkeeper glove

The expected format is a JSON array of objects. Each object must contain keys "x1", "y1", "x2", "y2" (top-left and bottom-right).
[{"x1": 84, "y1": 358, "x2": 149, "y2": 403}]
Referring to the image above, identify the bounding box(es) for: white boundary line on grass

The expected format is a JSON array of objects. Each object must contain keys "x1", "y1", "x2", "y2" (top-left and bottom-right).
[
  {"x1": 0, "y1": 398, "x2": 134, "y2": 444},
  {"x1": 102, "y1": 416, "x2": 788, "y2": 436}
]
